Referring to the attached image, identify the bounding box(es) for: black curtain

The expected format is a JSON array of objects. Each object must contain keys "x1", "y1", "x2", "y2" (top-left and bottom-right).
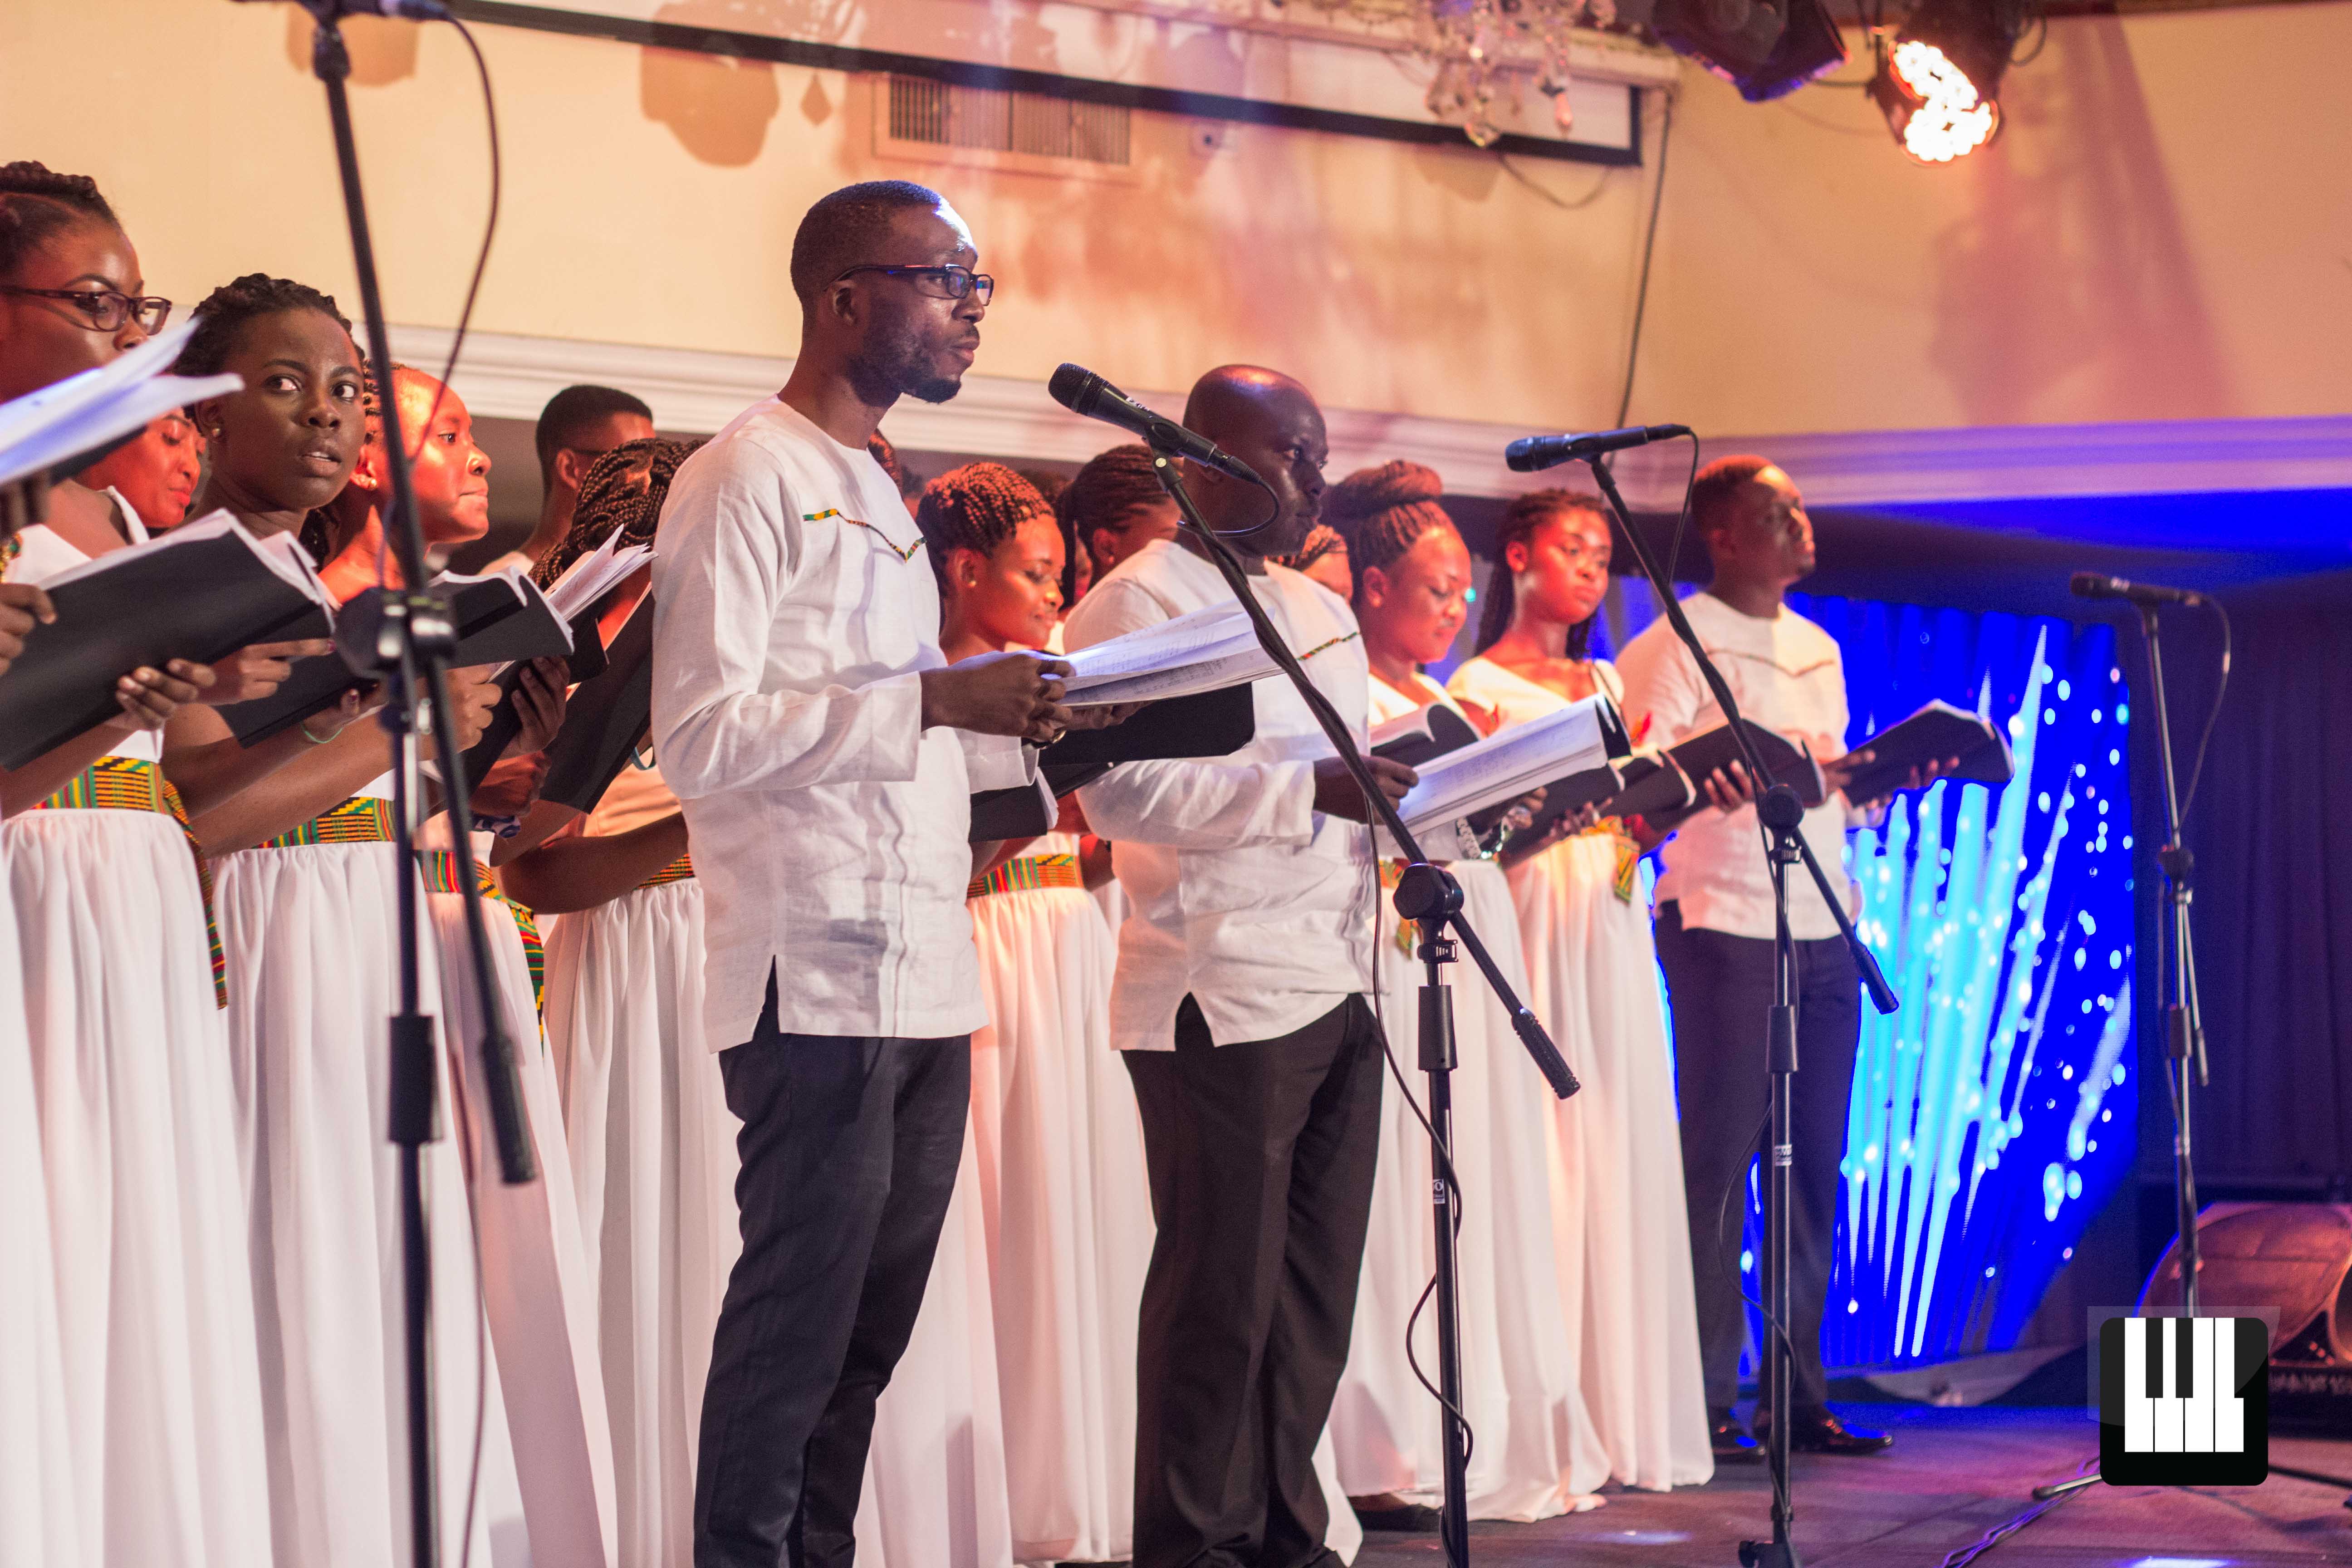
[{"x1": 2141, "y1": 568, "x2": 2352, "y2": 1197}]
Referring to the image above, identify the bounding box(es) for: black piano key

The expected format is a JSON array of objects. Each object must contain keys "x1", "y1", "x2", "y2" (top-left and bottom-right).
[
  {"x1": 2148, "y1": 1314, "x2": 2167, "y2": 1399},
  {"x1": 2175, "y1": 1314, "x2": 2194, "y2": 1400}
]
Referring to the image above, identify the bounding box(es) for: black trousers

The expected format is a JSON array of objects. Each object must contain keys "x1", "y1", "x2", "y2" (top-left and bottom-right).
[
  {"x1": 1653, "y1": 901, "x2": 1861, "y2": 1417},
  {"x1": 1124, "y1": 994, "x2": 1385, "y2": 1568},
  {"x1": 693, "y1": 977, "x2": 971, "y2": 1568}
]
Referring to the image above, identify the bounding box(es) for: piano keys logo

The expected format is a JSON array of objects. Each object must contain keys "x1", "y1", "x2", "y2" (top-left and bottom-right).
[{"x1": 2097, "y1": 1315, "x2": 2269, "y2": 1486}]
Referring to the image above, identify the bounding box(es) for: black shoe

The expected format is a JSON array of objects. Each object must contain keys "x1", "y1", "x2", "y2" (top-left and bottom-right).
[
  {"x1": 1353, "y1": 1502, "x2": 1446, "y2": 1532},
  {"x1": 1754, "y1": 1408, "x2": 1895, "y2": 1455},
  {"x1": 1710, "y1": 1408, "x2": 1763, "y2": 1464}
]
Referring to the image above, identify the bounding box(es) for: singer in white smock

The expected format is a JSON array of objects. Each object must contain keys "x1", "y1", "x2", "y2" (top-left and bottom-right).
[
  {"x1": 1447, "y1": 489, "x2": 1713, "y2": 1492},
  {"x1": 1321, "y1": 462, "x2": 1611, "y2": 1524}
]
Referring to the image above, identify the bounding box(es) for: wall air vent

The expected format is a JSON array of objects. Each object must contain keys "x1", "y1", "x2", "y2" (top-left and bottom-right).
[{"x1": 877, "y1": 74, "x2": 1136, "y2": 179}]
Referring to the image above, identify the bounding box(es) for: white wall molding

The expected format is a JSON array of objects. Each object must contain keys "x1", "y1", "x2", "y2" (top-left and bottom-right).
[{"x1": 394, "y1": 326, "x2": 2352, "y2": 509}]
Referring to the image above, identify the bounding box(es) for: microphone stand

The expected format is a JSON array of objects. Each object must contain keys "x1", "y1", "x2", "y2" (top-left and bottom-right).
[
  {"x1": 309, "y1": 20, "x2": 538, "y2": 1568},
  {"x1": 2029, "y1": 598, "x2": 2213, "y2": 1506},
  {"x1": 1578, "y1": 456, "x2": 1899, "y2": 1568},
  {"x1": 1146, "y1": 446, "x2": 1577, "y2": 1568}
]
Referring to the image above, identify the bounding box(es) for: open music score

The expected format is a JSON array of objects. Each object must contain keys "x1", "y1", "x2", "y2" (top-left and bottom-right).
[{"x1": 2100, "y1": 1315, "x2": 2269, "y2": 1485}]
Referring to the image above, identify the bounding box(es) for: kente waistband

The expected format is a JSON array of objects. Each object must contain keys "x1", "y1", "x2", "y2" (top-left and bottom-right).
[
  {"x1": 252, "y1": 794, "x2": 397, "y2": 850},
  {"x1": 416, "y1": 850, "x2": 544, "y2": 1014},
  {"x1": 967, "y1": 853, "x2": 1083, "y2": 900},
  {"x1": 639, "y1": 852, "x2": 695, "y2": 889},
  {"x1": 28, "y1": 756, "x2": 225, "y2": 1007}
]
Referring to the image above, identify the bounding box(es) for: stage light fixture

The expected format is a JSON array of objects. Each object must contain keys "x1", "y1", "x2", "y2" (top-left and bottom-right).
[
  {"x1": 1651, "y1": 0, "x2": 1850, "y2": 103},
  {"x1": 1866, "y1": 0, "x2": 2034, "y2": 164}
]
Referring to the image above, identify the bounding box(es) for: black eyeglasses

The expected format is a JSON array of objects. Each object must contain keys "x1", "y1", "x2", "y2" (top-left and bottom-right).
[
  {"x1": 0, "y1": 286, "x2": 172, "y2": 335},
  {"x1": 832, "y1": 265, "x2": 994, "y2": 306}
]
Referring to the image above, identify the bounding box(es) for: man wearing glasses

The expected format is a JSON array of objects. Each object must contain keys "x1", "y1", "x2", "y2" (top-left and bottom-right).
[{"x1": 653, "y1": 180, "x2": 1079, "y2": 1568}]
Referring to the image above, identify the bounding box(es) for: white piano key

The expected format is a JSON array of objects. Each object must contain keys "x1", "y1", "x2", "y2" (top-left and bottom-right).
[
  {"x1": 2154, "y1": 1318, "x2": 2185, "y2": 1451},
  {"x1": 2124, "y1": 1316, "x2": 2154, "y2": 1454},
  {"x1": 2215, "y1": 1318, "x2": 2245, "y2": 1455},
  {"x1": 2186, "y1": 1316, "x2": 2215, "y2": 1451}
]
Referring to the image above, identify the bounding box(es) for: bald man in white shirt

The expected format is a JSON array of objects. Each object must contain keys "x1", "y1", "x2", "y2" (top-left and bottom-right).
[
  {"x1": 652, "y1": 180, "x2": 1084, "y2": 1568},
  {"x1": 1066, "y1": 367, "x2": 1416, "y2": 1568}
]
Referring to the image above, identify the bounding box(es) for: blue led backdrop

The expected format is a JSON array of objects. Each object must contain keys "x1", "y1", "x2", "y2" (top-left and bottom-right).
[{"x1": 1575, "y1": 586, "x2": 2139, "y2": 1370}]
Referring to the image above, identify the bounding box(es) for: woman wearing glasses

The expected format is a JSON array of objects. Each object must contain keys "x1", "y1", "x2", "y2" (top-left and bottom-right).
[{"x1": 0, "y1": 161, "x2": 274, "y2": 1568}]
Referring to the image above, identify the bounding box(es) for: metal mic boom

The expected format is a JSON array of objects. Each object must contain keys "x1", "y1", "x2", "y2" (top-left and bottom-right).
[
  {"x1": 1505, "y1": 423, "x2": 1692, "y2": 472},
  {"x1": 227, "y1": 0, "x2": 454, "y2": 20},
  {"x1": 1048, "y1": 363, "x2": 1265, "y2": 488}
]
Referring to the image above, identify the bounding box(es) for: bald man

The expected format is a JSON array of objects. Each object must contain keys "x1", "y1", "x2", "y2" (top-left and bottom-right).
[{"x1": 1064, "y1": 367, "x2": 1415, "y2": 1568}]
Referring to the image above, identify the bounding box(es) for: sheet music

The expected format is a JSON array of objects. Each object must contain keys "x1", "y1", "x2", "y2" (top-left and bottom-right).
[
  {"x1": 1057, "y1": 604, "x2": 1279, "y2": 706},
  {"x1": 539, "y1": 532, "x2": 653, "y2": 622},
  {"x1": 34, "y1": 510, "x2": 335, "y2": 618},
  {"x1": 1395, "y1": 695, "x2": 1615, "y2": 837}
]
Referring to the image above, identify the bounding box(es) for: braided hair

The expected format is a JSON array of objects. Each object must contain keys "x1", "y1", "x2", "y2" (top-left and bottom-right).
[
  {"x1": 533, "y1": 436, "x2": 701, "y2": 589},
  {"x1": 0, "y1": 163, "x2": 119, "y2": 283},
  {"x1": 915, "y1": 461, "x2": 1050, "y2": 592},
  {"x1": 174, "y1": 273, "x2": 355, "y2": 380},
  {"x1": 1057, "y1": 444, "x2": 1164, "y2": 577},
  {"x1": 1322, "y1": 460, "x2": 1454, "y2": 604},
  {"x1": 1474, "y1": 489, "x2": 1611, "y2": 656},
  {"x1": 1273, "y1": 523, "x2": 1346, "y2": 578}
]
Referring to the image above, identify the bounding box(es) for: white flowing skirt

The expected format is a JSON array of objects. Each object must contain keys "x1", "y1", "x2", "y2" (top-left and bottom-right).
[
  {"x1": 545, "y1": 878, "x2": 735, "y2": 1568},
  {"x1": 7, "y1": 807, "x2": 270, "y2": 1567},
  {"x1": 966, "y1": 884, "x2": 1148, "y2": 1565},
  {"x1": 1333, "y1": 858, "x2": 1609, "y2": 1519},
  {"x1": 0, "y1": 858, "x2": 79, "y2": 1568},
  {"x1": 217, "y1": 839, "x2": 524, "y2": 1568},
  {"x1": 1507, "y1": 834, "x2": 1712, "y2": 1490},
  {"x1": 429, "y1": 877, "x2": 621, "y2": 1565}
]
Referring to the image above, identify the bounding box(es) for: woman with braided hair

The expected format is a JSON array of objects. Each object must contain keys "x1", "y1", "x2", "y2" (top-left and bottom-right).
[
  {"x1": 1449, "y1": 490, "x2": 1714, "y2": 1492},
  {"x1": 1058, "y1": 441, "x2": 1177, "y2": 588},
  {"x1": 1319, "y1": 460, "x2": 1611, "y2": 1527},
  {"x1": 918, "y1": 461, "x2": 1146, "y2": 1565},
  {"x1": 169, "y1": 269, "x2": 570, "y2": 1567}
]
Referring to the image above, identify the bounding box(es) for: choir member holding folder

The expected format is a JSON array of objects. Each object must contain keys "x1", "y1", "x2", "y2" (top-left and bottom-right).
[
  {"x1": 1064, "y1": 365, "x2": 1411, "y2": 1568},
  {"x1": 1614, "y1": 457, "x2": 1925, "y2": 1461},
  {"x1": 653, "y1": 181, "x2": 1078, "y2": 1568},
  {"x1": 0, "y1": 161, "x2": 278, "y2": 1568},
  {"x1": 157, "y1": 273, "x2": 565, "y2": 1565},
  {"x1": 920, "y1": 461, "x2": 1150, "y2": 1565},
  {"x1": 1321, "y1": 462, "x2": 1612, "y2": 1525},
  {"x1": 1448, "y1": 488, "x2": 1716, "y2": 1491}
]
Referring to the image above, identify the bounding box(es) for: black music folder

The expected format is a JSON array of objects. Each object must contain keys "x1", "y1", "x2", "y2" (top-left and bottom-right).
[
  {"x1": 1603, "y1": 718, "x2": 1823, "y2": 833},
  {"x1": 1837, "y1": 700, "x2": 2015, "y2": 802},
  {"x1": 0, "y1": 516, "x2": 333, "y2": 769},
  {"x1": 967, "y1": 684, "x2": 1259, "y2": 843},
  {"x1": 537, "y1": 598, "x2": 654, "y2": 816}
]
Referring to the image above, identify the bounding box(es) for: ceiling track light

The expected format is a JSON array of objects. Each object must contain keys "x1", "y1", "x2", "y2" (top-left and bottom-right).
[{"x1": 1864, "y1": 0, "x2": 2039, "y2": 163}]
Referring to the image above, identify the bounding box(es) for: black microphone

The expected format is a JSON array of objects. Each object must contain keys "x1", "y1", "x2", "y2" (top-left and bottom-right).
[
  {"x1": 1048, "y1": 364, "x2": 1264, "y2": 488},
  {"x1": 2070, "y1": 573, "x2": 2205, "y2": 608},
  {"x1": 229, "y1": 0, "x2": 453, "y2": 20},
  {"x1": 1505, "y1": 424, "x2": 1692, "y2": 472}
]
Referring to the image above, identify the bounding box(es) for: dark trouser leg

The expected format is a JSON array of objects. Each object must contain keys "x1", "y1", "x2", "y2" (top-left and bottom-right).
[
  {"x1": 1784, "y1": 933, "x2": 1861, "y2": 1416},
  {"x1": 692, "y1": 973, "x2": 970, "y2": 1568},
  {"x1": 1125, "y1": 996, "x2": 1384, "y2": 1568},
  {"x1": 1655, "y1": 903, "x2": 1775, "y2": 1413},
  {"x1": 1257, "y1": 997, "x2": 1384, "y2": 1568}
]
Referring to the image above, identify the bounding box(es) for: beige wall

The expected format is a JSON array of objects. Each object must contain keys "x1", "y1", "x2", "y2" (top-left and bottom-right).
[{"x1": 4, "y1": 0, "x2": 2345, "y2": 436}]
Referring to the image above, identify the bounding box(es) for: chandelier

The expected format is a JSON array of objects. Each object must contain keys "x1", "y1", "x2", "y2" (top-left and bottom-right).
[{"x1": 1294, "y1": 0, "x2": 1615, "y2": 147}]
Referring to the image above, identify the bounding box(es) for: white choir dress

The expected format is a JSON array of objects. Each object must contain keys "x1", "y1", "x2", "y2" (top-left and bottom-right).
[
  {"x1": 1332, "y1": 671, "x2": 1610, "y2": 1520},
  {"x1": 5, "y1": 512, "x2": 272, "y2": 1566},
  {"x1": 0, "y1": 806, "x2": 79, "y2": 1568},
  {"x1": 425, "y1": 817, "x2": 622, "y2": 1564},
  {"x1": 1447, "y1": 656, "x2": 1713, "y2": 1490},
  {"x1": 965, "y1": 828, "x2": 1150, "y2": 1564},
  {"x1": 218, "y1": 771, "x2": 530, "y2": 1567},
  {"x1": 545, "y1": 762, "x2": 734, "y2": 1568}
]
